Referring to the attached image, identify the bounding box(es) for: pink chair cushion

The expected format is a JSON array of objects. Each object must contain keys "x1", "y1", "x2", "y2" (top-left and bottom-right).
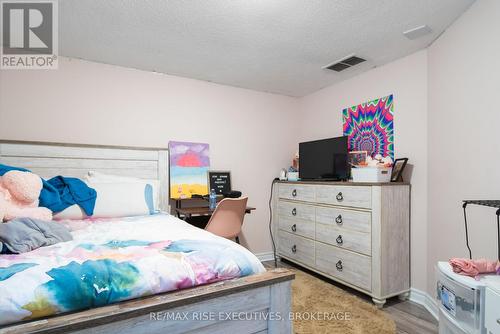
[{"x1": 205, "y1": 197, "x2": 248, "y2": 239}]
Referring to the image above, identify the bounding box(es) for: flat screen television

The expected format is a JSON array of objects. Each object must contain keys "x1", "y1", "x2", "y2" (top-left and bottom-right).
[{"x1": 299, "y1": 136, "x2": 349, "y2": 180}]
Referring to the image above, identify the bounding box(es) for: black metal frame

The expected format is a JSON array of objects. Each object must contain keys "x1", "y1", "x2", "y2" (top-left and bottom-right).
[{"x1": 462, "y1": 200, "x2": 500, "y2": 261}]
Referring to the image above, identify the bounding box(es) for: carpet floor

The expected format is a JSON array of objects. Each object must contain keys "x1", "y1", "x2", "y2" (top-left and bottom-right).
[{"x1": 291, "y1": 269, "x2": 396, "y2": 334}]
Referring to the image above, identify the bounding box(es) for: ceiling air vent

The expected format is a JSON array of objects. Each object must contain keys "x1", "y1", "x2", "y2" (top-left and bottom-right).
[{"x1": 324, "y1": 55, "x2": 366, "y2": 72}]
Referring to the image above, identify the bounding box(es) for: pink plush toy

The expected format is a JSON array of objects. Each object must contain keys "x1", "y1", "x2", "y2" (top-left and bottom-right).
[{"x1": 0, "y1": 170, "x2": 52, "y2": 222}]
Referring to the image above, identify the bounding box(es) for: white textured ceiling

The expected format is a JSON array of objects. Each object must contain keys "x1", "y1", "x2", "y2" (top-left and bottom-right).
[{"x1": 59, "y1": 0, "x2": 475, "y2": 97}]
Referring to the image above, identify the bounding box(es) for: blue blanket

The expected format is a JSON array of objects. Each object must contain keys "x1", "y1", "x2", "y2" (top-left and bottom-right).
[{"x1": 0, "y1": 164, "x2": 96, "y2": 215}]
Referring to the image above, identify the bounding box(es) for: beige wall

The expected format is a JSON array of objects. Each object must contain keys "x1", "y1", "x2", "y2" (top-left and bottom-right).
[
  {"x1": 0, "y1": 51, "x2": 431, "y2": 293},
  {"x1": 427, "y1": 0, "x2": 500, "y2": 292},
  {"x1": 297, "y1": 51, "x2": 429, "y2": 292},
  {"x1": 0, "y1": 57, "x2": 299, "y2": 255}
]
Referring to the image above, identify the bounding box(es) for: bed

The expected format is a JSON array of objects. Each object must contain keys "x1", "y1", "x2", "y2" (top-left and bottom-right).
[{"x1": 0, "y1": 141, "x2": 293, "y2": 334}]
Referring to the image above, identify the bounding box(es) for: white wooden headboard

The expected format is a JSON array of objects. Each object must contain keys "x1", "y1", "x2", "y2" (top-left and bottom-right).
[{"x1": 0, "y1": 141, "x2": 169, "y2": 211}]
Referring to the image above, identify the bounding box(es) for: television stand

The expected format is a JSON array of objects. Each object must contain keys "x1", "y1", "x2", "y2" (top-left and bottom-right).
[{"x1": 272, "y1": 180, "x2": 410, "y2": 308}]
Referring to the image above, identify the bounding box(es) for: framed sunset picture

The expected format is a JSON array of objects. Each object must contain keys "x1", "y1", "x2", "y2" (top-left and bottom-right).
[{"x1": 168, "y1": 141, "x2": 210, "y2": 199}]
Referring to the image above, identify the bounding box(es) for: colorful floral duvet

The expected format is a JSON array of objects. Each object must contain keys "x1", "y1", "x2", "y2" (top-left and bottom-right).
[{"x1": 0, "y1": 214, "x2": 265, "y2": 326}]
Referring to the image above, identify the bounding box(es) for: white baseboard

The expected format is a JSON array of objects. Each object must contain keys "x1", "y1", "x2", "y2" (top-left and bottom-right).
[
  {"x1": 409, "y1": 287, "x2": 439, "y2": 321},
  {"x1": 255, "y1": 252, "x2": 275, "y2": 262}
]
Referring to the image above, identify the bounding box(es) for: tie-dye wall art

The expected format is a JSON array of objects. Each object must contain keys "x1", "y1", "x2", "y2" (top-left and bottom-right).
[
  {"x1": 342, "y1": 94, "x2": 394, "y2": 159},
  {"x1": 169, "y1": 141, "x2": 210, "y2": 199}
]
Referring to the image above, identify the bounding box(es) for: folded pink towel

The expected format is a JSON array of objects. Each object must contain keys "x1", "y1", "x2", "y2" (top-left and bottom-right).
[{"x1": 449, "y1": 258, "x2": 500, "y2": 278}]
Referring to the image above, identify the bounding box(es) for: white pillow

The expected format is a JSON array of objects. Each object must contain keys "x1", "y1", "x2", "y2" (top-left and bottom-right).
[
  {"x1": 54, "y1": 181, "x2": 155, "y2": 220},
  {"x1": 85, "y1": 171, "x2": 142, "y2": 183},
  {"x1": 54, "y1": 204, "x2": 86, "y2": 220},
  {"x1": 86, "y1": 171, "x2": 159, "y2": 210}
]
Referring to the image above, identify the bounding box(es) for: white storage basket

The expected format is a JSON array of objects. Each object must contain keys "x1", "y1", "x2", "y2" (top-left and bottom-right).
[{"x1": 351, "y1": 167, "x2": 392, "y2": 183}]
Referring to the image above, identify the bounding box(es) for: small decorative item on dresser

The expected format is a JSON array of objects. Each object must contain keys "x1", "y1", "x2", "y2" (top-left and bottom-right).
[
  {"x1": 287, "y1": 166, "x2": 299, "y2": 181},
  {"x1": 391, "y1": 158, "x2": 408, "y2": 182},
  {"x1": 279, "y1": 168, "x2": 287, "y2": 181},
  {"x1": 292, "y1": 151, "x2": 299, "y2": 170},
  {"x1": 348, "y1": 151, "x2": 368, "y2": 167}
]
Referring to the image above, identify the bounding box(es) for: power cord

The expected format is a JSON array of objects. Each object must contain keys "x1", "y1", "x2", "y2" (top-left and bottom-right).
[{"x1": 269, "y1": 178, "x2": 279, "y2": 268}]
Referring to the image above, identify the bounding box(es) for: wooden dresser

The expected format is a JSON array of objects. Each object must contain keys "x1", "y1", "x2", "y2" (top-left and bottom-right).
[{"x1": 273, "y1": 181, "x2": 410, "y2": 307}]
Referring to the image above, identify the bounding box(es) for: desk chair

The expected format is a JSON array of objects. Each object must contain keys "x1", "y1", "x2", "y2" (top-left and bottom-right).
[{"x1": 205, "y1": 197, "x2": 248, "y2": 244}]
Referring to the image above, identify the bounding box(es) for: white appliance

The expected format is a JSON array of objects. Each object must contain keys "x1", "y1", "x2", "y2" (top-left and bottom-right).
[
  {"x1": 437, "y1": 262, "x2": 486, "y2": 334},
  {"x1": 484, "y1": 277, "x2": 500, "y2": 334}
]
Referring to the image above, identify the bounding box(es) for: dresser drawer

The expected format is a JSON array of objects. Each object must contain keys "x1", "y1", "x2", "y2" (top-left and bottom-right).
[
  {"x1": 279, "y1": 216, "x2": 315, "y2": 239},
  {"x1": 278, "y1": 201, "x2": 315, "y2": 222},
  {"x1": 485, "y1": 287, "x2": 500, "y2": 334},
  {"x1": 278, "y1": 183, "x2": 315, "y2": 202},
  {"x1": 315, "y1": 206, "x2": 371, "y2": 233},
  {"x1": 278, "y1": 231, "x2": 315, "y2": 267},
  {"x1": 316, "y1": 223, "x2": 371, "y2": 255},
  {"x1": 315, "y1": 242, "x2": 371, "y2": 291},
  {"x1": 316, "y1": 185, "x2": 371, "y2": 209}
]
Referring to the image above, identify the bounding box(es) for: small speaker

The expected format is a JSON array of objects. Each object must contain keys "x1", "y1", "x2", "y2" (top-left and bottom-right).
[{"x1": 223, "y1": 191, "x2": 242, "y2": 198}]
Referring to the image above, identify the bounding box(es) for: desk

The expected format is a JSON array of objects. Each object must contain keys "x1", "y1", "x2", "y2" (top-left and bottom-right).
[{"x1": 175, "y1": 206, "x2": 256, "y2": 221}]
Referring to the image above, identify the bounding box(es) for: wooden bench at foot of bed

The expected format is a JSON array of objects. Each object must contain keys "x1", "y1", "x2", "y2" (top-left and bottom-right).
[{"x1": 0, "y1": 269, "x2": 294, "y2": 334}]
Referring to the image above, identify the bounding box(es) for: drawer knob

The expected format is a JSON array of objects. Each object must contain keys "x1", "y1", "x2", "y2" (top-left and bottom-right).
[
  {"x1": 497, "y1": 319, "x2": 500, "y2": 325},
  {"x1": 336, "y1": 260, "x2": 343, "y2": 271},
  {"x1": 336, "y1": 192, "x2": 343, "y2": 201},
  {"x1": 336, "y1": 235, "x2": 343, "y2": 245},
  {"x1": 292, "y1": 208, "x2": 297, "y2": 216},
  {"x1": 335, "y1": 214, "x2": 343, "y2": 225},
  {"x1": 291, "y1": 245, "x2": 297, "y2": 253},
  {"x1": 292, "y1": 189, "x2": 297, "y2": 197},
  {"x1": 291, "y1": 224, "x2": 297, "y2": 232}
]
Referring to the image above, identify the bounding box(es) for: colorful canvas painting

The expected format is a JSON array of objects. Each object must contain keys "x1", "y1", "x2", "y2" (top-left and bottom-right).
[
  {"x1": 342, "y1": 94, "x2": 394, "y2": 159},
  {"x1": 169, "y1": 141, "x2": 210, "y2": 199}
]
